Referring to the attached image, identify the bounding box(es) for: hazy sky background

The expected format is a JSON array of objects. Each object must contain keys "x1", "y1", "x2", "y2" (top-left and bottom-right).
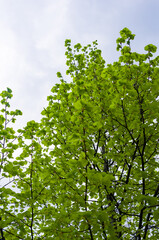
[{"x1": 0, "y1": 0, "x2": 159, "y2": 129}]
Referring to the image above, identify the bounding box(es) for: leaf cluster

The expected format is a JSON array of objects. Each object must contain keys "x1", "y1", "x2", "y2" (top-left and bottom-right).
[{"x1": 1, "y1": 28, "x2": 159, "y2": 239}]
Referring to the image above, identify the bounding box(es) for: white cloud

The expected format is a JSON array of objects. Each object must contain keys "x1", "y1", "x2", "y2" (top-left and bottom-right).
[{"x1": 33, "y1": 0, "x2": 71, "y2": 68}]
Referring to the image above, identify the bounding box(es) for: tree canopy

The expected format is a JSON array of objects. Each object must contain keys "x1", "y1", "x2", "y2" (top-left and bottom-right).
[{"x1": 1, "y1": 27, "x2": 159, "y2": 239}]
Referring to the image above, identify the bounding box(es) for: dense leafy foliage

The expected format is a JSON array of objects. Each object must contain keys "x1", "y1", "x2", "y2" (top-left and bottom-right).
[{"x1": 1, "y1": 28, "x2": 159, "y2": 239}]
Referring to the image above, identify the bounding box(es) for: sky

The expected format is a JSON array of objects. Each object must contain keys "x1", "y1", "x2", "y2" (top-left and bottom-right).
[{"x1": 0, "y1": 0, "x2": 159, "y2": 129}]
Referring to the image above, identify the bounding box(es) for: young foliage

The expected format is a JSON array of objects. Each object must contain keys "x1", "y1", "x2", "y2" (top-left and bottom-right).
[
  {"x1": 39, "y1": 28, "x2": 159, "y2": 239},
  {"x1": 1, "y1": 28, "x2": 159, "y2": 239},
  {"x1": 0, "y1": 88, "x2": 22, "y2": 240}
]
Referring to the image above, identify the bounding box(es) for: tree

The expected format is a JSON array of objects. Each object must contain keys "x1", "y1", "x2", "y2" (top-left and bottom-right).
[
  {"x1": 0, "y1": 88, "x2": 22, "y2": 239},
  {"x1": 1, "y1": 27, "x2": 159, "y2": 239}
]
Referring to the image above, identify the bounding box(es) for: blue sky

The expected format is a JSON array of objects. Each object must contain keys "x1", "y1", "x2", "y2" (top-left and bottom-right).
[{"x1": 0, "y1": 0, "x2": 159, "y2": 128}]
